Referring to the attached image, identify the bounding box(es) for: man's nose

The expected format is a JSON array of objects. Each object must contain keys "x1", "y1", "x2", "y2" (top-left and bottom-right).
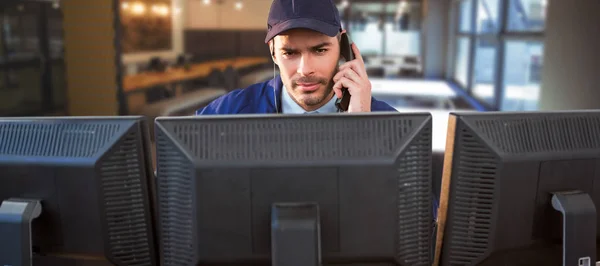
[{"x1": 296, "y1": 54, "x2": 315, "y2": 76}]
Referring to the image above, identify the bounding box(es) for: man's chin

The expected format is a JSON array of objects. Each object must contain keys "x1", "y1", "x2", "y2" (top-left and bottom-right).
[{"x1": 298, "y1": 95, "x2": 328, "y2": 108}]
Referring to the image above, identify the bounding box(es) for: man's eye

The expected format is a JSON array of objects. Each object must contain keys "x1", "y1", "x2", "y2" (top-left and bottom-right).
[
  {"x1": 316, "y1": 49, "x2": 327, "y2": 54},
  {"x1": 283, "y1": 51, "x2": 295, "y2": 56}
]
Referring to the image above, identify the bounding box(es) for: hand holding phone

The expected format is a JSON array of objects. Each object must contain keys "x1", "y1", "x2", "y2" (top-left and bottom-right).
[{"x1": 333, "y1": 33, "x2": 372, "y2": 113}]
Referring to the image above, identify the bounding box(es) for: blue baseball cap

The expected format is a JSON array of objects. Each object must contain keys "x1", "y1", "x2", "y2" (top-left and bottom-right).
[{"x1": 265, "y1": 0, "x2": 342, "y2": 43}]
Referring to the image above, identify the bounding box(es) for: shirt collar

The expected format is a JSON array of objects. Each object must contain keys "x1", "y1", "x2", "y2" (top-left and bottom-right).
[{"x1": 281, "y1": 85, "x2": 338, "y2": 114}]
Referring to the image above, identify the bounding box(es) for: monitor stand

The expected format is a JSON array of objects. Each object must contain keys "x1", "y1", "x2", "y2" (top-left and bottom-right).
[
  {"x1": 551, "y1": 191, "x2": 596, "y2": 266},
  {"x1": 271, "y1": 202, "x2": 321, "y2": 266},
  {"x1": 0, "y1": 198, "x2": 42, "y2": 266}
]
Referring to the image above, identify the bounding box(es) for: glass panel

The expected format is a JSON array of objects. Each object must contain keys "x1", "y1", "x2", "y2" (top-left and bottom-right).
[
  {"x1": 0, "y1": 2, "x2": 66, "y2": 116},
  {"x1": 2, "y1": 3, "x2": 41, "y2": 61},
  {"x1": 501, "y1": 40, "x2": 544, "y2": 111},
  {"x1": 0, "y1": 65, "x2": 43, "y2": 115},
  {"x1": 349, "y1": 3, "x2": 384, "y2": 56},
  {"x1": 47, "y1": 3, "x2": 66, "y2": 108},
  {"x1": 507, "y1": 0, "x2": 547, "y2": 31},
  {"x1": 459, "y1": 0, "x2": 473, "y2": 33},
  {"x1": 472, "y1": 38, "x2": 498, "y2": 106},
  {"x1": 48, "y1": 3, "x2": 64, "y2": 60},
  {"x1": 454, "y1": 37, "x2": 470, "y2": 87},
  {"x1": 384, "y1": 1, "x2": 421, "y2": 58},
  {"x1": 476, "y1": 0, "x2": 500, "y2": 33}
]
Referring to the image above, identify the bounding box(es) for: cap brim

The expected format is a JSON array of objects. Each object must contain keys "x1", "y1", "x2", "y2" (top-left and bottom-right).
[{"x1": 264, "y1": 18, "x2": 340, "y2": 43}]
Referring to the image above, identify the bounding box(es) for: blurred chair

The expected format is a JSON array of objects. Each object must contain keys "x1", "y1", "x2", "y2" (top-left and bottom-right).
[
  {"x1": 144, "y1": 57, "x2": 172, "y2": 103},
  {"x1": 398, "y1": 56, "x2": 422, "y2": 78},
  {"x1": 147, "y1": 57, "x2": 167, "y2": 72},
  {"x1": 366, "y1": 67, "x2": 385, "y2": 78},
  {"x1": 207, "y1": 68, "x2": 226, "y2": 88},
  {"x1": 176, "y1": 54, "x2": 186, "y2": 66},
  {"x1": 239, "y1": 67, "x2": 279, "y2": 88},
  {"x1": 145, "y1": 87, "x2": 174, "y2": 103},
  {"x1": 404, "y1": 56, "x2": 419, "y2": 64},
  {"x1": 223, "y1": 66, "x2": 240, "y2": 91},
  {"x1": 398, "y1": 68, "x2": 421, "y2": 78}
]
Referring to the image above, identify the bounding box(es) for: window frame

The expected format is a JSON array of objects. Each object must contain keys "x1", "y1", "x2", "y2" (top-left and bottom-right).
[{"x1": 450, "y1": 0, "x2": 545, "y2": 111}]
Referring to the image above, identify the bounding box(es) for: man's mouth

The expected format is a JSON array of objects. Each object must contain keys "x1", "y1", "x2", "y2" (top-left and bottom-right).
[{"x1": 296, "y1": 83, "x2": 320, "y2": 92}]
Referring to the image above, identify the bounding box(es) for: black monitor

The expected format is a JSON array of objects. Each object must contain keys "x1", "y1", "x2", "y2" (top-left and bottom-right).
[
  {"x1": 0, "y1": 116, "x2": 158, "y2": 266},
  {"x1": 154, "y1": 113, "x2": 434, "y2": 266},
  {"x1": 435, "y1": 111, "x2": 600, "y2": 266}
]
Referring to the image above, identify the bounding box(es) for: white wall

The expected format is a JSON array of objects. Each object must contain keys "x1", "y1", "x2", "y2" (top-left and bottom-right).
[
  {"x1": 121, "y1": 0, "x2": 186, "y2": 66},
  {"x1": 539, "y1": 0, "x2": 600, "y2": 110},
  {"x1": 186, "y1": 0, "x2": 271, "y2": 29},
  {"x1": 422, "y1": 0, "x2": 449, "y2": 79}
]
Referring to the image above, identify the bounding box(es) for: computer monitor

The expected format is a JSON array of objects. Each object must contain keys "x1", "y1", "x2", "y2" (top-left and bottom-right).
[
  {"x1": 154, "y1": 112, "x2": 434, "y2": 266},
  {"x1": 435, "y1": 111, "x2": 600, "y2": 266},
  {"x1": 0, "y1": 116, "x2": 158, "y2": 266}
]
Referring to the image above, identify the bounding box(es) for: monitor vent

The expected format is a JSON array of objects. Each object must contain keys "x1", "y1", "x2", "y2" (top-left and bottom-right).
[
  {"x1": 0, "y1": 122, "x2": 120, "y2": 157},
  {"x1": 99, "y1": 130, "x2": 154, "y2": 266},
  {"x1": 447, "y1": 128, "x2": 497, "y2": 265},
  {"x1": 396, "y1": 126, "x2": 432, "y2": 266},
  {"x1": 170, "y1": 118, "x2": 414, "y2": 161},
  {"x1": 474, "y1": 115, "x2": 600, "y2": 154},
  {"x1": 156, "y1": 130, "x2": 195, "y2": 265}
]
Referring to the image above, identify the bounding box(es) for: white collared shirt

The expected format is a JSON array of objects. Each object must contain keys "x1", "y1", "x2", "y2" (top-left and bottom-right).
[{"x1": 281, "y1": 85, "x2": 338, "y2": 114}]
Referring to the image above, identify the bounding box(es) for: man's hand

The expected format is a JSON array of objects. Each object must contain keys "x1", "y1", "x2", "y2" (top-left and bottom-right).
[{"x1": 332, "y1": 43, "x2": 372, "y2": 112}]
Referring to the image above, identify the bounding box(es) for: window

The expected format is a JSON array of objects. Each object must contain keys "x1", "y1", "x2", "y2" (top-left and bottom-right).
[
  {"x1": 472, "y1": 38, "x2": 498, "y2": 105},
  {"x1": 451, "y1": 0, "x2": 546, "y2": 111},
  {"x1": 0, "y1": 1, "x2": 65, "y2": 115},
  {"x1": 348, "y1": 3, "x2": 384, "y2": 56},
  {"x1": 455, "y1": 0, "x2": 473, "y2": 87},
  {"x1": 501, "y1": 41, "x2": 544, "y2": 110},
  {"x1": 384, "y1": 2, "x2": 421, "y2": 57},
  {"x1": 507, "y1": 0, "x2": 547, "y2": 31},
  {"x1": 476, "y1": 0, "x2": 500, "y2": 33},
  {"x1": 455, "y1": 37, "x2": 470, "y2": 87},
  {"x1": 341, "y1": 1, "x2": 423, "y2": 77},
  {"x1": 459, "y1": 0, "x2": 473, "y2": 32}
]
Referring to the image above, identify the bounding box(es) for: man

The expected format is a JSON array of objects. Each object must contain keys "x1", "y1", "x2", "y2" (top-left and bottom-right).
[
  {"x1": 196, "y1": 0, "x2": 397, "y2": 115},
  {"x1": 195, "y1": 0, "x2": 438, "y2": 222}
]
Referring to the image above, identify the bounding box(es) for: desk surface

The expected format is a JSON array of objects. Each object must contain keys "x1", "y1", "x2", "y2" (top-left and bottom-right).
[
  {"x1": 123, "y1": 57, "x2": 269, "y2": 93},
  {"x1": 370, "y1": 78, "x2": 457, "y2": 98}
]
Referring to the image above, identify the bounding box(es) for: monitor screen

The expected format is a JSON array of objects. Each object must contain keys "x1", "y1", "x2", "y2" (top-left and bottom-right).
[
  {"x1": 0, "y1": 116, "x2": 158, "y2": 266},
  {"x1": 435, "y1": 111, "x2": 600, "y2": 266},
  {"x1": 155, "y1": 112, "x2": 435, "y2": 266}
]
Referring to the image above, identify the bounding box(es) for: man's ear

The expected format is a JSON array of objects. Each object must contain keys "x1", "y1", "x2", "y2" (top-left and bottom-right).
[{"x1": 268, "y1": 40, "x2": 278, "y2": 65}]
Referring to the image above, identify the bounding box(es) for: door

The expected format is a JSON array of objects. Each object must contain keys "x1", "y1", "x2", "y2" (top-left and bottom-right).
[{"x1": 0, "y1": 0, "x2": 65, "y2": 116}]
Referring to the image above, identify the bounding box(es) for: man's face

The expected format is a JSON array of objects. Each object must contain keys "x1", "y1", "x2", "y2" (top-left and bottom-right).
[{"x1": 271, "y1": 29, "x2": 340, "y2": 111}]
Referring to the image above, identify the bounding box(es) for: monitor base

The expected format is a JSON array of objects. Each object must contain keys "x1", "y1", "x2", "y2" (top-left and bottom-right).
[
  {"x1": 0, "y1": 198, "x2": 42, "y2": 266},
  {"x1": 271, "y1": 202, "x2": 321, "y2": 266},
  {"x1": 551, "y1": 191, "x2": 596, "y2": 266}
]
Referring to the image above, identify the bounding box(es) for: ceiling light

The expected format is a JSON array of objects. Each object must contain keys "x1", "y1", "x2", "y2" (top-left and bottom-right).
[
  {"x1": 234, "y1": 1, "x2": 243, "y2": 10},
  {"x1": 341, "y1": 0, "x2": 349, "y2": 9},
  {"x1": 131, "y1": 2, "x2": 146, "y2": 15}
]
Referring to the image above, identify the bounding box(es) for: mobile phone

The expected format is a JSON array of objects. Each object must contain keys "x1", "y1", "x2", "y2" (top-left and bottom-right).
[{"x1": 335, "y1": 32, "x2": 354, "y2": 112}]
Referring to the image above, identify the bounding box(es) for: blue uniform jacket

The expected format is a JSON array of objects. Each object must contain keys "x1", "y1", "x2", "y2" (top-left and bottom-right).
[
  {"x1": 196, "y1": 76, "x2": 439, "y2": 222},
  {"x1": 196, "y1": 75, "x2": 397, "y2": 114}
]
